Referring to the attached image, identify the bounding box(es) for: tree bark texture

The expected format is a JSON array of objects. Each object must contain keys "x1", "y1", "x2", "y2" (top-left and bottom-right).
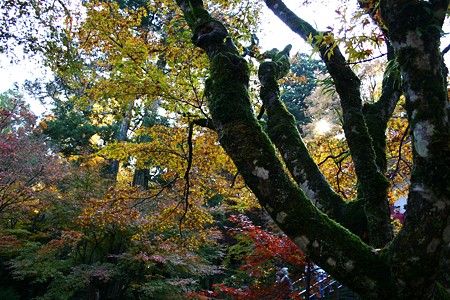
[
  {"x1": 175, "y1": 0, "x2": 450, "y2": 299},
  {"x1": 380, "y1": 1, "x2": 450, "y2": 298}
]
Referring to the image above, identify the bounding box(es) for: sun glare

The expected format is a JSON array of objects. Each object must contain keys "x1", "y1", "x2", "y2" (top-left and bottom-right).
[{"x1": 314, "y1": 119, "x2": 331, "y2": 135}]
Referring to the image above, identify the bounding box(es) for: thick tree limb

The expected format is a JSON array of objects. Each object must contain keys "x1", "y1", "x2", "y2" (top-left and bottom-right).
[
  {"x1": 264, "y1": 0, "x2": 392, "y2": 247},
  {"x1": 175, "y1": 0, "x2": 450, "y2": 297},
  {"x1": 257, "y1": 48, "x2": 349, "y2": 223},
  {"x1": 192, "y1": 117, "x2": 215, "y2": 130}
]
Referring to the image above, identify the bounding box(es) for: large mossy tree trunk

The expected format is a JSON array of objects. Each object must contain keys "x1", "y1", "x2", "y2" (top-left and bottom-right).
[
  {"x1": 379, "y1": 1, "x2": 450, "y2": 297},
  {"x1": 175, "y1": 0, "x2": 450, "y2": 299}
]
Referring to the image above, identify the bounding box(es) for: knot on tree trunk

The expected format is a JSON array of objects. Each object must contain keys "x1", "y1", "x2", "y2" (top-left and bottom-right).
[
  {"x1": 258, "y1": 45, "x2": 291, "y2": 109},
  {"x1": 193, "y1": 20, "x2": 238, "y2": 59}
]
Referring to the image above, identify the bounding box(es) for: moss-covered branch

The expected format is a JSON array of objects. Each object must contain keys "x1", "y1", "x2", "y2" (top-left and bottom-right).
[
  {"x1": 257, "y1": 47, "x2": 349, "y2": 223},
  {"x1": 363, "y1": 42, "x2": 402, "y2": 174},
  {"x1": 264, "y1": 0, "x2": 393, "y2": 247}
]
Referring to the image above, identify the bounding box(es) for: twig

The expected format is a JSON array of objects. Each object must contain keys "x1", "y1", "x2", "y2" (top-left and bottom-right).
[
  {"x1": 230, "y1": 171, "x2": 240, "y2": 188},
  {"x1": 192, "y1": 118, "x2": 215, "y2": 130},
  {"x1": 179, "y1": 122, "x2": 194, "y2": 236},
  {"x1": 130, "y1": 176, "x2": 178, "y2": 208},
  {"x1": 442, "y1": 43, "x2": 450, "y2": 55},
  {"x1": 345, "y1": 53, "x2": 387, "y2": 65},
  {"x1": 318, "y1": 150, "x2": 350, "y2": 166},
  {"x1": 388, "y1": 124, "x2": 410, "y2": 180}
]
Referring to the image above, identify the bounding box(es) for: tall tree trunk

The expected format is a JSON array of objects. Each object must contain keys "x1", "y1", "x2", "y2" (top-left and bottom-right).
[
  {"x1": 380, "y1": 1, "x2": 450, "y2": 298},
  {"x1": 109, "y1": 117, "x2": 130, "y2": 178},
  {"x1": 109, "y1": 104, "x2": 133, "y2": 179}
]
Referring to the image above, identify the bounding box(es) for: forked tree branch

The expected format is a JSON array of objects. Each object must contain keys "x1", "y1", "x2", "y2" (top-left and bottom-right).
[{"x1": 264, "y1": 0, "x2": 392, "y2": 247}]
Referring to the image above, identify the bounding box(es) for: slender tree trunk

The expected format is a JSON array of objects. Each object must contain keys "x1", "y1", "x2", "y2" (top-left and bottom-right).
[{"x1": 109, "y1": 104, "x2": 133, "y2": 179}]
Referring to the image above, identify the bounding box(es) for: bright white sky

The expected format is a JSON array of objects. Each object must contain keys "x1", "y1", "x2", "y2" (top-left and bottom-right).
[
  {"x1": 0, "y1": 54, "x2": 50, "y2": 114},
  {"x1": 0, "y1": 0, "x2": 448, "y2": 116},
  {"x1": 0, "y1": 56, "x2": 35, "y2": 92},
  {"x1": 258, "y1": 1, "x2": 340, "y2": 53}
]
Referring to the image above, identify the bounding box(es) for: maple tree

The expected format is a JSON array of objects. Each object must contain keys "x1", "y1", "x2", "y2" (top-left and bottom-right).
[
  {"x1": 0, "y1": 90, "x2": 235, "y2": 299},
  {"x1": 174, "y1": 0, "x2": 450, "y2": 298},
  {"x1": 0, "y1": 90, "x2": 62, "y2": 226},
  {"x1": 0, "y1": 90, "x2": 68, "y2": 299},
  {"x1": 0, "y1": 89, "x2": 288, "y2": 298},
  {"x1": 187, "y1": 212, "x2": 307, "y2": 300},
  {"x1": 1, "y1": 156, "x2": 227, "y2": 299}
]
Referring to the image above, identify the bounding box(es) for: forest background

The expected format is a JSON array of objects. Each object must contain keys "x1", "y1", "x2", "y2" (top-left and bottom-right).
[{"x1": 0, "y1": 0, "x2": 449, "y2": 299}]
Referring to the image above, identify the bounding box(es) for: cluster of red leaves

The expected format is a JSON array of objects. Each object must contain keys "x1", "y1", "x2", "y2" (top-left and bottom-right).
[
  {"x1": 1, "y1": 96, "x2": 62, "y2": 220},
  {"x1": 226, "y1": 214, "x2": 305, "y2": 275},
  {"x1": 0, "y1": 232, "x2": 23, "y2": 252},
  {"x1": 186, "y1": 214, "x2": 306, "y2": 299}
]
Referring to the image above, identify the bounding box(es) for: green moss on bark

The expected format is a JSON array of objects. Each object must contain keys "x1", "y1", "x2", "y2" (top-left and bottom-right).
[
  {"x1": 257, "y1": 55, "x2": 371, "y2": 239},
  {"x1": 205, "y1": 53, "x2": 252, "y2": 126},
  {"x1": 177, "y1": 0, "x2": 212, "y2": 32}
]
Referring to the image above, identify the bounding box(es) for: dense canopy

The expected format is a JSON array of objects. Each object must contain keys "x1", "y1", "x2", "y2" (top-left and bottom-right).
[{"x1": 0, "y1": 0, "x2": 449, "y2": 299}]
